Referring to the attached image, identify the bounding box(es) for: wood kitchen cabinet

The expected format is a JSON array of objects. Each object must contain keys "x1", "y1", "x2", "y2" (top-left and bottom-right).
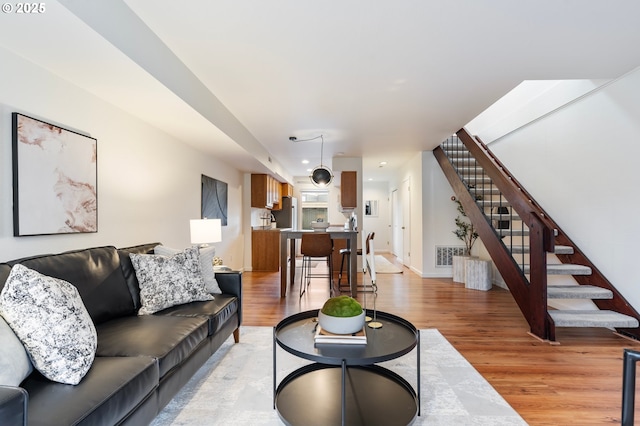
[
  {"x1": 281, "y1": 182, "x2": 294, "y2": 198},
  {"x1": 340, "y1": 171, "x2": 357, "y2": 210},
  {"x1": 252, "y1": 229, "x2": 281, "y2": 271},
  {"x1": 251, "y1": 174, "x2": 281, "y2": 209}
]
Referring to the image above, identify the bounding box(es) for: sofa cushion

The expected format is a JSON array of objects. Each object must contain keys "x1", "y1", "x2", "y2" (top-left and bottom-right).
[
  {"x1": 0, "y1": 264, "x2": 97, "y2": 385},
  {"x1": 119, "y1": 242, "x2": 160, "y2": 255},
  {"x1": 154, "y1": 245, "x2": 222, "y2": 294},
  {"x1": 159, "y1": 294, "x2": 239, "y2": 336},
  {"x1": 95, "y1": 315, "x2": 208, "y2": 377},
  {"x1": 0, "y1": 315, "x2": 32, "y2": 386},
  {"x1": 22, "y1": 355, "x2": 158, "y2": 426},
  {"x1": 0, "y1": 386, "x2": 27, "y2": 426},
  {"x1": 117, "y1": 242, "x2": 162, "y2": 310},
  {"x1": 0, "y1": 263, "x2": 11, "y2": 292},
  {"x1": 131, "y1": 247, "x2": 213, "y2": 315},
  {"x1": 7, "y1": 246, "x2": 136, "y2": 324}
]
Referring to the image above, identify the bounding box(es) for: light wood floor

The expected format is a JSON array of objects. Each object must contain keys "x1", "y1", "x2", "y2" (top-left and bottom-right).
[{"x1": 241, "y1": 254, "x2": 640, "y2": 425}]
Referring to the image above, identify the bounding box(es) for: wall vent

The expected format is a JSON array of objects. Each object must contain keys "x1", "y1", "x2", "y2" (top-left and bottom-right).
[{"x1": 436, "y1": 246, "x2": 466, "y2": 267}]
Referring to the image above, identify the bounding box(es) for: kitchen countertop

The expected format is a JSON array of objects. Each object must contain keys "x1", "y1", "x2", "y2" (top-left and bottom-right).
[{"x1": 252, "y1": 226, "x2": 282, "y2": 231}]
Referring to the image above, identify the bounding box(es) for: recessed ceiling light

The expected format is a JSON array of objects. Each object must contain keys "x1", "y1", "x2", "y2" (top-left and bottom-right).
[{"x1": 302, "y1": 159, "x2": 309, "y2": 164}]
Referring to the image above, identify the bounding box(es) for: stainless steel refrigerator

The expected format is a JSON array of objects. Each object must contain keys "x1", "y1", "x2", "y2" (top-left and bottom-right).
[{"x1": 272, "y1": 197, "x2": 297, "y2": 229}]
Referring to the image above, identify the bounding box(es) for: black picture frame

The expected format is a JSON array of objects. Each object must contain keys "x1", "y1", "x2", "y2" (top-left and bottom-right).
[
  {"x1": 201, "y1": 174, "x2": 228, "y2": 226},
  {"x1": 12, "y1": 113, "x2": 97, "y2": 236}
]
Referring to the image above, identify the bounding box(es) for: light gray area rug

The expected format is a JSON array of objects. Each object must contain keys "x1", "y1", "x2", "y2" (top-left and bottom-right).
[
  {"x1": 151, "y1": 326, "x2": 527, "y2": 425},
  {"x1": 374, "y1": 255, "x2": 403, "y2": 274}
]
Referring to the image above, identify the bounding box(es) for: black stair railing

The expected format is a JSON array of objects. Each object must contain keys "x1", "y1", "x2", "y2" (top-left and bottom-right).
[
  {"x1": 441, "y1": 136, "x2": 530, "y2": 272},
  {"x1": 434, "y1": 129, "x2": 556, "y2": 340}
]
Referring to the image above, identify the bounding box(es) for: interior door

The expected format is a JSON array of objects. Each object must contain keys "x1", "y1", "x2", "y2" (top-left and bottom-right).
[
  {"x1": 401, "y1": 178, "x2": 411, "y2": 267},
  {"x1": 391, "y1": 188, "x2": 403, "y2": 262}
]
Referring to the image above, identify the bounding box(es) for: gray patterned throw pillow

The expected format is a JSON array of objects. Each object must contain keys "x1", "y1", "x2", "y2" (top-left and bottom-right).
[
  {"x1": 154, "y1": 245, "x2": 222, "y2": 294},
  {"x1": 0, "y1": 264, "x2": 97, "y2": 385},
  {"x1": 131, "y1": 246, "x2": 214, "y2": 315}
]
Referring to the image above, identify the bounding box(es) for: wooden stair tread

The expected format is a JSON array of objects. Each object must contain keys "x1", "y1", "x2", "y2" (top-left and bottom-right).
[
  {"x1": 464, "y1": 176, "x2": 493, "y2": 184},
  {"x1": 549, "y1": 310, "x2": 639, "y2": 328},
  {"x1": 469, "y1": 187, "x2": 502, "y2": 195},
  {"x1": 509, "y1": 245, "x2": 574, "y2": 255},
  {"x1": 450, "y1": 157, "x2": 477, "y2": 163},
  {"x1": 496, "y1": 228, "x2": 528, "y2": 236},
  {"x1": 547, "y1": 285, "x2": 613, "y2": 300},
  {"x1": 523, "y1": 264, "x2": 592, "y2": 275}
]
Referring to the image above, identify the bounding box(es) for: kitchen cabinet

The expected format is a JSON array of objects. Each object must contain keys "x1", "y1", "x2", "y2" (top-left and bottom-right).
[
  {"x1": 252, "y1": 228, "x2": 281, "y2": 271},
  {"x1": 270, "y1": 177, "x2": 283, "y2": 210},
  {"x1": 251, "y1": 174, "x2": 281, "y2": 209},
  {"x1": 281, "y1": 182, "x2": 294, "y2": 198},
  {"x1": 340, "y1": 171, "x2": 357, "y2": 210}
]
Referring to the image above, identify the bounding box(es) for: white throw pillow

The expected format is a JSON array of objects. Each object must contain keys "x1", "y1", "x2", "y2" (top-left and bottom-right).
[
  {"x1": 0, "y1": 264, "x2": 97, "y2": 385},
  {"x1": 132, "y1": 246, "x2": 214, "y2": 315},
  {"x1": 0, "y1": 314, "x2": 33, "y2": 386},
  {"x1": 154, "y1": 245, "x2": 222, "y2": 294}
]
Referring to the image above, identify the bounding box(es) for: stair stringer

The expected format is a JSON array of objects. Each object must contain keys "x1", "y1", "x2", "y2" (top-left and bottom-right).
[
  {"x1": 434, "y1": 145, "x2": 555, "y2": 340},
  {"x1": 436, "y1": 128, "x2": 640, "y2": 341}
]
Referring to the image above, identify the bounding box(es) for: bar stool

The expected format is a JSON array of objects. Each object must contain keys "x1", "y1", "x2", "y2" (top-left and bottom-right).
[
  {"x1": 299, "y1": 232, "x2": 334, "y2": 297},
  {"x1": 338, "y1": 232, "x2": 374, "y2": 292}
]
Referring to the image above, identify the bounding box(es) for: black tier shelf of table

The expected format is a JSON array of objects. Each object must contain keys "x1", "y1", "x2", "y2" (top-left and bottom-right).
[
  {"x1": 274, "y1": 309, "x2": 418, "y2": 364},
  {"x1": 275, "y1": 363, "x2": 418, "y2": 426},
  {"x1": 273, "y1": 309, "x2": 420, "y2": 426}
]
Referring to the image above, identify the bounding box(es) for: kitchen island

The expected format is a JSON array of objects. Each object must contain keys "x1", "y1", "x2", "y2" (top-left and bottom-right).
[{"x1": 279, "y1": 227, "x2": 358, "y2": 298}]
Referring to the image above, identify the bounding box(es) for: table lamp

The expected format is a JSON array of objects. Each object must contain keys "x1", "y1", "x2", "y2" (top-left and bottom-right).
[{"x1": 190, "y1": 218, "x2": 222, "y2": 247}]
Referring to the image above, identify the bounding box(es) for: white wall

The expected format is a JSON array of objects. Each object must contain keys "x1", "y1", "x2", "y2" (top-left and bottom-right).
[
  {"x1": 362, "y1": 181, "x2": 390, "y2": 253},
  {"x1": 0, "y1": 47, "x2": 245, "y2": 268},
  {"x1": 466, "y1": 79, "x2": 608, "y2": 142},
  {"x1": 487, "y1": 65, "x2": 640, "y2": 312},
  {"x1": 420, "y1": 152, "x2": 467, "y2": 277}
]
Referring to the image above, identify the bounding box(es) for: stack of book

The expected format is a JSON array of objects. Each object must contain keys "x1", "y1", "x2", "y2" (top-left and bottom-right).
[{"x1": 314, "y1": 326, "x2": 367, "y2": 345}]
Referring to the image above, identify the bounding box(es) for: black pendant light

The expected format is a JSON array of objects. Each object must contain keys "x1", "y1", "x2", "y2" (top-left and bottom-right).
[
  {"x1": 290, "y1": 134, "x2": 333, "y2": 187},
  {"x1": 309, "y1": 135, "x2": 333, "y2": 186}
]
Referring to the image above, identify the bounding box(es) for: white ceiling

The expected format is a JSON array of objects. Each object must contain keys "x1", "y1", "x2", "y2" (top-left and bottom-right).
[{"x1": 2, "y1": 0, "x2": 640, "y2": 182}]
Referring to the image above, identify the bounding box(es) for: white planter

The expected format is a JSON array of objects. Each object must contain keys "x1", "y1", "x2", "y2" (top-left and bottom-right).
[
  {"x1": 452, "y1": 255, "x2": 475, "y2": 283},
  {"x1": 464, "y1": 259, "x2": 492, "y2": 291}
]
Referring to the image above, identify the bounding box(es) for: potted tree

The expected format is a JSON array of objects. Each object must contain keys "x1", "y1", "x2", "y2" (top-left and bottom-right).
[
  {"x1": 452, "y1": 197, "x2": 478, "y2": 255},
  {"x1": 451, "y1": 196, "x2": 479, "y2": 282}
]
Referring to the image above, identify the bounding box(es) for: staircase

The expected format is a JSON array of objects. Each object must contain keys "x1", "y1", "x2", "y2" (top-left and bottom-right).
[{"x1": 434, "y1": 129, "x2": 640, "y2": 342}]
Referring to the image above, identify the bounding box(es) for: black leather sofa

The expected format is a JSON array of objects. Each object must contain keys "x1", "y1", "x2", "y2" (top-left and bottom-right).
[{"x1": 0, "y1": 242, "x2": 242, "y2": 426}]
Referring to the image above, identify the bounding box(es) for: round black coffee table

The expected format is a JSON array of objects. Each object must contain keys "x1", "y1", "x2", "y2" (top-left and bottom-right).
[{"x1": 273, "y1": 309, "x2": 420, "y2": 426}]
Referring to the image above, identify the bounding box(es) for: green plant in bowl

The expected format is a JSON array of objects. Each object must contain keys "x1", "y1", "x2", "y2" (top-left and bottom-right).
[
  {"x1": 321, "y1": 295, "x2": 363, "y2": 317},
  {"x1": 318, "y1": 296, "x2": 365, "y2": 334}
]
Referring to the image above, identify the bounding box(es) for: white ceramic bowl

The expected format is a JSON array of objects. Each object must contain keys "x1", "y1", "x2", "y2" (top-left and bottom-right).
[
  {"x1": 311, "y1": 221, "x2": 330, "y2": 231},
  {"x1": 318, "y1": 310, "x2": 366, "y2": 334}
]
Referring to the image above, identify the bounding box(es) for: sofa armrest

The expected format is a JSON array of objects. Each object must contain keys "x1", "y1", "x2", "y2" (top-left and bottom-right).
[
  {"x1": 0, "y1": 385, "x2": 28, "y2": 426},
  {"x1": 215, "y1": 271, "x2": 242, "y2": 298},
  {"x1": 215, "y1": 271, "x2": 242, "y2": 326}
]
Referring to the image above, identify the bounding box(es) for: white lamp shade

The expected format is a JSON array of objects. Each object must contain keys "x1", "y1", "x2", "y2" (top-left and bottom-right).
[{"x1": 190, "y1": 219, "x2": 222, "y2": 244}]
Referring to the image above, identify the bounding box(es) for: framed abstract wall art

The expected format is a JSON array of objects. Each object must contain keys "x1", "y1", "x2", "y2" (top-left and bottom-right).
[
  {"x1": 201, "y1": 174, "x2": 228, "y2": 226},
  {"x1": 12, "y1": 113, "x2": 98, "y2": 236}
]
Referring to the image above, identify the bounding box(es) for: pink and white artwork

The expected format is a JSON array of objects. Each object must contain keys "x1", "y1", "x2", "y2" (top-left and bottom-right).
[{"x1": 12, "y1": 113, "x2": 97, "y2": 236}]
